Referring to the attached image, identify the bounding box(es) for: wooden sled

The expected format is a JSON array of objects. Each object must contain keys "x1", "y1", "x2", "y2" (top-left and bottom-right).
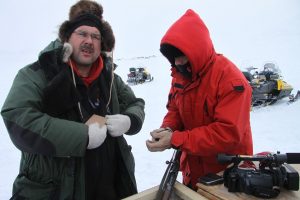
[
  {"x1": 123, "y1": 181, "x2": 206, "y2": 200},
  {"x1": 124, "y1": 164, "x2": 300, "y2": 200}
]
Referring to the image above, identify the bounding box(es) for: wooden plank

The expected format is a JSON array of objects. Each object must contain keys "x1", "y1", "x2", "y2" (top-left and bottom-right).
[
  {"x1": 122, "y1": 185, "x2": 158, "y2": 200},
  {"x1": 123, "y1": 181, "x2": 208, "y2": 200},
  {"x1": 196, "y1": 164, "x2": 300, "y2": 200},
  {"x1": 197, "y1": 183, "x2": 258, "y2": 200},
  {"x1": 173, "y1": 182, "x2": 208, "y2": 200}
]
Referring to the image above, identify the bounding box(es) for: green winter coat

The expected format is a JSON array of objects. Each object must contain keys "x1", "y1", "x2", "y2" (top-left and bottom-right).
[{"x1": 1, "y1": 39, "x2": 145, "y2": 200}]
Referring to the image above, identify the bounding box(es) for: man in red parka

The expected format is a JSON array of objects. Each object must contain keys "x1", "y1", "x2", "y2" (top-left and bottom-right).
[{"x1": 146, "y1": 9, "x2": 253, "y2": 190}]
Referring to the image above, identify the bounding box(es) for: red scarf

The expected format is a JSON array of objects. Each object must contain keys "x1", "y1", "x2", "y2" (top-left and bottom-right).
[{"x1": 68, "y1": 57, "x2": 104, "y2": 87}]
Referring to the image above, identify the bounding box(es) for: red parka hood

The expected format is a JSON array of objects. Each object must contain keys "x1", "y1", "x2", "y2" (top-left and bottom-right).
[{"x1": 161, "y1": 9, "x2": 216, "y2": 79}]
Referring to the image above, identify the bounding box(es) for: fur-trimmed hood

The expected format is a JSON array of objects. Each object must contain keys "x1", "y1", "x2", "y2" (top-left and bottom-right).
[{"x1": 37, "y1": 39, "x2": 114, "y2": 118}]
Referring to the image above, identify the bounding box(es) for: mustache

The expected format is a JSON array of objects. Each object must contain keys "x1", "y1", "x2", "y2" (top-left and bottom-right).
[{"x1": 80, "y1": 44, "x2": 94, "y2": 52}]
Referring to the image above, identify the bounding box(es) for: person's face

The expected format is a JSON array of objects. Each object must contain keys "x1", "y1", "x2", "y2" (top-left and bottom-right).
[
  {"x1": 68, "y1": 25, "x2": 101, "y2": 67},
  {"x1": 174, "y1": 55, "x2": 192, "y2": 79},
  {"x1": 174, "y1": 55, "x2": 189, "y2": 66}
]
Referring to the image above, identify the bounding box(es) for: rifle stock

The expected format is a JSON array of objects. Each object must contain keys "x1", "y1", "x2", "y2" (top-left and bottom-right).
[{"x1": 156, "y1": 150, "x2": 181, "y2": 200}]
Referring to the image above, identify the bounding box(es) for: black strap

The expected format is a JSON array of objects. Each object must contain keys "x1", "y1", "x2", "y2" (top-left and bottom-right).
[{"x1": 252, "y1": 186, "x2": 280, "y2": 198}]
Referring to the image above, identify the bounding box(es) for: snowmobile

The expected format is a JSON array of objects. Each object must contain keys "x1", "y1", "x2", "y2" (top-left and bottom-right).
[
  {"x1": 127, "y1": 67, "x2": 153, "y2": 85},
  {"x1": 289, "y1": 90, "x2": 300, "y2": 103},
  {"x1": 242, "y1": 63, "x2": 293, "y2": 106},
  {"x1": 127, "y1": 67, "x2": 138, "y2": 84}
]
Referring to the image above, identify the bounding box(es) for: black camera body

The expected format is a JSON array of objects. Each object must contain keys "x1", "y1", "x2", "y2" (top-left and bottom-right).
[
  {"x1": 218, "y1": 152, "x2": 300, "y2": 198},
  {"x1": 224, "y1": 164, "x2": 299, "y2": 198}
]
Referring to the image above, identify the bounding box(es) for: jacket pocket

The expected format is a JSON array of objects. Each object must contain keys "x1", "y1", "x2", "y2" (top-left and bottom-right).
[
  {"x1": 116, "y1": 143, "x2": 137, "y2": 198},
  {"x1": 12, "y1": 174, "x2": 60, "y2": 200}
]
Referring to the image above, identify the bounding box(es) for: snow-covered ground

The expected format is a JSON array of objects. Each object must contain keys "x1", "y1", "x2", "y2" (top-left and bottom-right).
[{"x1": 1, "y1": 0, "x2": 300, "y2": 199}]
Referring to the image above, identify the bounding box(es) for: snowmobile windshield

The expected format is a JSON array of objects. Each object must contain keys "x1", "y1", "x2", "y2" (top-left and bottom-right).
[{"x1": 263, "y1": 63, "x2": 281, "y2": 75}]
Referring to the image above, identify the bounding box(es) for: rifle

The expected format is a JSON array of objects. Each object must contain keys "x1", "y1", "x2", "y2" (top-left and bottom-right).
[{"x1": 156, "y1": 149, "x2": 181, "y2": 200}]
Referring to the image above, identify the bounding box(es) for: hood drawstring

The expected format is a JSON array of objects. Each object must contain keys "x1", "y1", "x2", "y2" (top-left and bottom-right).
[
  {"x1": 62, "y1": 43, "x2": 85, "y2": 121},
  {"x1": 106, "y1": 51, "x2": 114, "y2": 112},
  {"x1": 63, "y1": 43, "x2": 114, "y2": 119},
  {"x1": 69, "y1": 61, "x2": 85, "y2": 121},
  {"x1": 69, "y1": 54, "x2": 114, "y2": 119}
]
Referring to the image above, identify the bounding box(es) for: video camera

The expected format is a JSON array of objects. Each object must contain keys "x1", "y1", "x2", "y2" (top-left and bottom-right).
[{"x1": 217, "y1": 152, "x2": 300, "y2": 198}]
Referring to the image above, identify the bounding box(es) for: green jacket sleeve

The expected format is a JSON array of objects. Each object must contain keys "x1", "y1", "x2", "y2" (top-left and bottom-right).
[
  {"x1": 1, "y1": 66, "x2": 88, "y2": 157},
  {"x1": 113, "y1": 74, "x2": 145, "y2": 135}
]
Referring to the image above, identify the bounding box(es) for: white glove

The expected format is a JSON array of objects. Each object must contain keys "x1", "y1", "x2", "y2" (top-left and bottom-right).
[
  {"x1": 105, "y1": 114, "x2": 131, "y2": 137},
  {"x1": 87, "y1": 123, "x2": 107, "y2": 149}
]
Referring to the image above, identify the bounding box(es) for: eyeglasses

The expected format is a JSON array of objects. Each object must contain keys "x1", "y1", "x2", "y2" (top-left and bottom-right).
[{"x1": 73, "y1": 30, "x2": 101, "y2": 41}]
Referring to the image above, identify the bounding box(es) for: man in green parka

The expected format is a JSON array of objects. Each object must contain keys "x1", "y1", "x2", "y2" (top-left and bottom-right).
[{"x1": 1, "y1": 1, "x2": 145, "y2": 199}]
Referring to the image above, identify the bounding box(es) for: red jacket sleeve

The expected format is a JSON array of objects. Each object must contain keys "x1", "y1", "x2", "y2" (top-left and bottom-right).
[{"x1": 171, "y1": 78, "x2": 253, "y2": 156}]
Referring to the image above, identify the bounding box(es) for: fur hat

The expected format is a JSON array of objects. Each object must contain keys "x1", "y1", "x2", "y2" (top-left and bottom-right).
[{"x1": 58, "y1": 0, "x2": 115, "y2": 52}]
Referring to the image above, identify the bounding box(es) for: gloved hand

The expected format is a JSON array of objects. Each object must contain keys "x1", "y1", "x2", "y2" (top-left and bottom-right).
[
  {"x1": 105, "y1": 114, "x2": 131, "y2": 137},
  {"x1": 85, "y1": 114, "x2": 106, "y2": 126},
  {"x1": 146, "y1": 128, "x2": 173, "y2": 152},
  {"x1": 87, "y1": 123, "x2": 107, "y2": 149}
]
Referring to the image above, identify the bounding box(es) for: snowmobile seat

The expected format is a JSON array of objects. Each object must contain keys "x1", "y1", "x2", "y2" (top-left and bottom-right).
[
  {"x1": 269, "y1": 74, "x2": 279, "y2": 80},
  {"x1": 129, "y1": 68, "x2": 136, "y2": 73}
]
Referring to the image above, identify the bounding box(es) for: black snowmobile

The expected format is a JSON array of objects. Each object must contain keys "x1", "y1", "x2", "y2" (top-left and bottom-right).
[
  {"x1": 289, "y1": 90, "x2": 300, "y2": 103},
  {"x1": 242, "y1": 63, "x2": 293, "y2": 106},
  {"x1": 127, "y1": 67, "x2": 153, "y2": 85}
]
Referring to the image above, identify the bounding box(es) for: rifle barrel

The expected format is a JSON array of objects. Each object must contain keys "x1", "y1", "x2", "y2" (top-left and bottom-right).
[{"x1": 155, "y1": 150, "x2": 181, "y2": 200}]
